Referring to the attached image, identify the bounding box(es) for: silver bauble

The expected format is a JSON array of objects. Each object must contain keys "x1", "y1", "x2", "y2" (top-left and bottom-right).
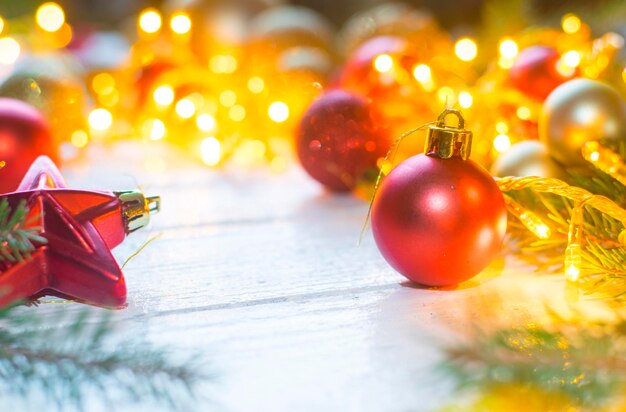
[
  {"x1": 539, "y1": 78, "x2": 626, "y2": 167},
  {"x1": 491, "y1": 140, "x2": 567, "y2": 178}
]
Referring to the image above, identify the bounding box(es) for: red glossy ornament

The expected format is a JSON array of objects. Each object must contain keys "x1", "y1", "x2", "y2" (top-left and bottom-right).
[
  {"x1": 0, "y1": 98, "x2": 58, "y2": 193},
  {"x1": 371, "y1": 110, "x2": 507, "y2": 286},
  {"x1": 508, "y1": 45, "x2": 575, "y2": 101},
  {"x1": 0, "y1": 156, "x2": 160, "y2": 308},
  {"x1": 296, "y1": 89, "x2": 389, "y2": 191}
]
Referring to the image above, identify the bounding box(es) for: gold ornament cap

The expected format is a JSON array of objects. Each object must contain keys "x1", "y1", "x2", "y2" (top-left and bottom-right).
[
  {"x1": 114, "y1": 190, "x2": 161, "y2": 234},
  {"x1": 425, "y1": 108, "x2": 472, "y2": 160}
]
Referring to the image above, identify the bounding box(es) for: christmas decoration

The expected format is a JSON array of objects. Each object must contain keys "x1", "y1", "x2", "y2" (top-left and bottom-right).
[
  {"x1": 508, "y1": 45, "x2": 575, "y2": 101},
  {"x1": 491, "y1": 140, "x2": 566, "y2": 178},
  {"x1": 371, "y1": 109, "x2": 507, "y2": 286},
  {"x1": 296, "y1": 89, "x2": 390, "y2": 191},
  {"x1": 0, "y1": 98, "x2": 58, "y2": 194},
  {"x1": 0, "y1": 156, "x2": 160, "y2": 308},
  {"x1": 539, "y1": 78, "x2": 626, "y2": 167}
]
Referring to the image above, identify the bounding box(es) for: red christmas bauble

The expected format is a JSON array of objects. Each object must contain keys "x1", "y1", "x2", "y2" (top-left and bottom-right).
[
  {"x1": 371, "y1": 154, "x2": 507, "y2": 286},
  {"x1": 0, "y1": 98, "x2": 57, "y2": 193},
  {"x1": 508, "y1": 45, "x2": 575, "y2": 101},
  {"x1": 296, "y1": 89, "x2": 389, "y2": 191}
]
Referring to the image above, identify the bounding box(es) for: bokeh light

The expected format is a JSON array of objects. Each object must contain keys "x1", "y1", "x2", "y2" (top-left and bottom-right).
[
  {"x1": 268, "y1": 101, "x2": 289, "y2": 123},
  {"x1": 170, "y1": 12, "x2": 192, "y2": 34},
  {"x1": 36, "y1": 2, "x2": 65, "y2": 32},
  {"x1": 455, "y1": 38, "x2": 477, "y2": 62},
  {"x1": 88, "y1": 108, "x2": 113, "y2": 131},
  {"x1": 374, "y1": 54, "x2": 393, "y2": 72},
  {"x1": 139, "y1": 9, "x2": 162, "y2": 34},
  {"x1": 0, "y1": 37, "x2": 20, "y2": 65}
]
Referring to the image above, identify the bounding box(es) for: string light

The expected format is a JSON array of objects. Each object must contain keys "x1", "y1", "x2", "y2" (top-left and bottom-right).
[
  {"x1": 503, "y1": 195, "x2": 551, "y2": 239},
  {"x1": 153, "y1": 85, "x2": 175, "y2": 106},
  {"x1": 564, "y1": 202, "x2": 586, "y2": 282},
  {"x1": 268, "y1": 101, "x2": 289, "y2": 123},
  {"x1": 170, "y1": 12, "x2": 191, "y2": 34},
  {"x1": 562, "y1": 14, "x2": 582, "y2": 34},
  {"x1": 582, "y1": 141, "x2": 626, "y2": 186},
  {"x1": 200, "y1": 137, "x2": 221, "y2": 166},
  {"x1": 562, "y1": 50, "x2": 581, "y2": 67},
  {"x1": 374, "y1": 54, "x2": 393, "y2": 72},
  {"x1": 499, "y1": 39, "x2": 519, "y2": 59},
  {"x1": 454, "y1": 38, "x2": 477, "y2": 62},
  {"x1": 139, "y1": 9, "x2": 162, "y2": 34},
  {"x1": 0, "y1": 37, "x2": 20, "y2": 65},
  {"x1": 36, "y1": 2, "x2": 65, "y2": 32},
  {"x1": 88, "y1": 108, "x2": 113, "y2": 131},
  {"x1": 516, "y1": 106, "x2": 532, "y2": 120}
]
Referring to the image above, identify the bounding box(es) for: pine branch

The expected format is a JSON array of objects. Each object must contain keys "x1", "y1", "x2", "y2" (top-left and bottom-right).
[
  {"x1": 0, "y1": 197, "x2": 47, "y2": 267},
  {"x1": 0, "y1": 304, "x2": 207, "y2": 409},
  {"x1": 441, "y1": 304, "x2": 626, "y2": 410}
]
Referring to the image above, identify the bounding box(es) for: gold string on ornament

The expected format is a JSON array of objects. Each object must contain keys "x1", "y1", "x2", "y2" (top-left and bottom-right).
[{"x1": 359, "y1": 121, "x2": 438, "y2": 243}]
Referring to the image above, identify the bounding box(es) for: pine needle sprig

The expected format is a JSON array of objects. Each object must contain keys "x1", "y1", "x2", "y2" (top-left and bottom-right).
[
  {"x1": 0, "y1": 304, "x2": 207, "y2": 410},
  {"x1": 442, "y1": 305, "x2": 626, "y2": 410},
  {"x1": 0, "y1": 197, "x2": 47, "y2": 266}
]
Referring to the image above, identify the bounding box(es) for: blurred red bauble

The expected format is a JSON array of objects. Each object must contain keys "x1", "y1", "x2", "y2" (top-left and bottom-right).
[
  {"x1": 0, "y1": 98, "x2": 57, "y2": 193},
  {"x1": 296, "y1": 90, "x2": 390, "y2": 191},
  {"x1": 508, "y1": 45, "x2": 575, "y2": 101},
  {"x1": 371, "y1": 110, "x2": 507, "y2": 286}
]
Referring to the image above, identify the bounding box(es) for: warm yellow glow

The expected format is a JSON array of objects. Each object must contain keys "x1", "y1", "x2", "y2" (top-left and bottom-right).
[
  {"x1": 175, "y1": 98, "x2": 196, "y2": 118},
  {"x1": 499, "y1": 39, "x2": 519, "y2": 59},
  {"x1": 70, "y1": 130, "x2": 89, "y2": 148},
  {"x1": 144, "y1": 118, "x2": 166, "y2": 140},
  {"x1": 495, "y1": 121, "x2": 509, "y2": 134},
  {"x1": 458, "y1": 91, "x2": 473, "y2": 109},
  {"x1": 99, "y1": 90, "x2": 119, "y2": 107},
  {"x1": 153, "y1": 85, "x2": 175, "y2": 106},
  {"x1": 196, "y1": 113, "x2": 216, "y2": 132},
  {"x1": 201, "y1": 137, "x2": 221, "y2": 166},
  {"x1": 589, "y1": 151, "x2": 600, "y2": 162},
  {"x1": 88, "y1": 108, "x2": 113, "y2": 131},
  {"x1": 139, "y1": 9, "x2": 162, "y2": 34},
  {"x1": 498, "y1": 56, "x2": 515, "y2": 69},
  {"x1": 519, "y1": 211, "x2": 551, "y2": 239},
  {"x1": 92, "y1": 73, "x2": 115, "y2": 95},
  {"x1": 622, "y1": 67, "x2": 626, "y2": 83},
  {"x1": 36, "y1": 3, "x2": 65, "y2": 32},
  {"x1": 436, "y1": 87, "x2": 455, "y2": 105},
  {"x1": 210, "y1": 55, "x2": 238, "y2": 74},
  {"x1": 562, "y1": 14, "x2": 582, "y2": 34},
  {"x1": 219, "y1": 90, "x2": 237, "y2": 107},
  {"x1": 374, "y1": 54, "x2": 393, "y2": 73},
  {"x1": 0, "y1": 37, "x2": 20, "y2": 65},
  {"x1": 268, "y1": 101, "x2": 289, "y2": 123},
  {"x1": 0, "y1": 17, "x2": 5, "y2": 35},
  {"x1": 556, "y1": 59, "x2": 576, "y2": 77},
  {"x1": 516, "y1": 106, "x2": 532, "y2": 120},
  {"x1": 248, "y1": 76, "x2": 265, "y2": 94},
  {"x1": 562, "y1": 50, "x2": 581, "y2": 67},
  {"x1": 228, "y1": 105, "x2": 246, "y2": 122},
  {"x1": 170, "y1": 12, "x2": 191, "y2": 34},
  {"x1": 412, "y1": 64, "x2": 431, "y2": 83},
  {"x1": 270, "y1": 156, "x2": 288, "y2": 173},
  {"x1": 454, "y1": 38, "x2": 477, "y2": 62},
  {"x1": 493, "y1": 134, "x2": 511, "y2": 152},
  {"x1": 565, "y1": 263, "x2": 580, "y2": 281}
]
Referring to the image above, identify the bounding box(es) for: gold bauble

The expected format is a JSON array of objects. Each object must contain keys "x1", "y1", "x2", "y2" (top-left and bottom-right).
[
  {"x1": 539, "y1": 78, "x2": 626, "y2": 167},
  {"x1": 491, "y1": 140, "x2": 567, "y2": 178}
]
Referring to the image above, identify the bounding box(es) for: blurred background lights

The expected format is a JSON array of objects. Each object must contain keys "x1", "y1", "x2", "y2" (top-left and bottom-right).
[
  {"x1": 458, "y1": 91, "x2": 473, "y2": 108},
  {"x1": 92, "y1": 73, "x2": 115, "y2": 95},
  {"x1": 0, "y1": 17, "x2": 5, "y2": 35},
  {"x1": 562, "y1": 14, "x2": 582, "y2": 34},
  {"x1": 153, "y1": 85, "x2": 175, "y2": 106},
  {"x1": 268, "y1": 101, "x2": 289, "y2": 123},
  {"x1": 145, "y1": 118, "x2": 166, "y2": 140},
  {"x1": 196, "y1": 114, "x2": 216, "y2": 132},
  {"x1": 247, "y1": 76, "x2": 265, "y2": 94},
  {"x1": 88, "y1": 108, "x2": 113, "y2": 131},
  {"x1": 563, "y1": 50, "x2": 581, "y2": 67},
  {"x1": 219, "y1": 90, "x2": 237, "y2": 107},
  {"x1": 170, "y1": 12, "x2": 191, "y2": 34},
  {"x1": 0, "y1": 37, "x2": 20, "y2": 65},
  {"x1": 493, "y1": 134, "x2": 511, "y2": 152},
  {"x1": 175, "y1": 98, "x2": 196, "y2": 118},
  {"x1": 228, "y1": 105, "x2": 246, "y2": 122},
  {"x1": 499, "y1": 39, "x2": 519, "y2": 59},
  {"x1": 70, "y1": 130, "x2": 89, "y2": 148},
  {"x1": 139, "y1": 9, "x2": 162, "y2": 33},
  {"x1": 517, "y1": 106, "x2": 532, "y2": 120},
  {"x1": 455, "y1": 38, "x2": 477, "y2": 61},
  {"x1": 210, "y1": 55, "x2": 238, "y2": 74},
  {"x1": 201, "y1": 137, "x2": 221, "y2": 166},
  {"x1": 36, "y1": 2, "x2": 65, "y2": 32},
  {"x1": 374, "y1": 54, "x2": 393, "y2": 72},
  {"x1": 412, "y1": 64, "x2": 431, "y2": 83}
]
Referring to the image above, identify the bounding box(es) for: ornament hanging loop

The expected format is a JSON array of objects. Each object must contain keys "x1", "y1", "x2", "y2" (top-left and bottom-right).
[{"x1": 425, "y1": 108, "x2": 472, "y2": 160}]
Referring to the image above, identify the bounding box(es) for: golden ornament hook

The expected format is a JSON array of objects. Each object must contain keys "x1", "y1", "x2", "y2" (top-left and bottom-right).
[{"x1": 425, "y1": 108, "x2": 472, "y2": 160}]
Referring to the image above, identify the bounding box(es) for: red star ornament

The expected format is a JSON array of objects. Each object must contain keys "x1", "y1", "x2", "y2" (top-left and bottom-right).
[{"x1": 0, "y1": 156, "x2": 160, "y2": 308}]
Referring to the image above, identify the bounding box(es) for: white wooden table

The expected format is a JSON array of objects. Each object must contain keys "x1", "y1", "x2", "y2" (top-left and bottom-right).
[{"x1": 6, "y1": 141, "x2": 595, "y2": 411}]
